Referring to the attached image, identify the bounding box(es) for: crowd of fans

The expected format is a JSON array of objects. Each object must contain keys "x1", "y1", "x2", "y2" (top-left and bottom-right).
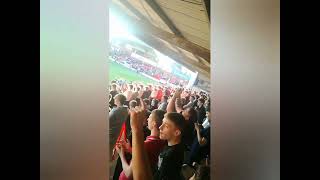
[
  {"x1": 109, "y1": 79, "x2": 211, "y2": 180},
  {"x1": 110, "y1": 47, "x2": 189, "y2": 86}
]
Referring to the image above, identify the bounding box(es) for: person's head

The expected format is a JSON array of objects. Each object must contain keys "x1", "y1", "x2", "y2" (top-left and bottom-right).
[
  {"x1": 136, "y1": 87, "x2": 140, "y2": 92},
  {"x1": 129, "y1": 100, "x2": 137, "y2": 109},
  {"x1": 195, "y1": 95, "x2": 200, "y2": 100},
  {"x1": 114, "y1": 94, "x2": 126, "y2": 106},
  {"x1": 145, "y1": 86, "x2": 149, "y2": 91},
  {"x1": 161, "y1": 95, "x2": 168, "y2": 103},
  {"x1": 192, "y1": 164, "x2": 210, "y2": 180},
  {"x1": 197, "y1": 98, "x2": 205, "y2": 107},
  {"x1": 111, "y1": 83, "x2": 117, "y2": 91},
  {"x1": 147, "y1": 109, "x2": 166, "y2": 131},
  {"x1": 151, "y1": 99, "x2": 159, "y2": 107},
  {"x1": 159, "y1": 112, "x2": 186, "y2": 143},
  {"x1": 129, "y1": 84, "x2": 133, "y2": 90},
  {"x1": 143, "y1": 98, "x2": 150, "y2": 105},
  {"x1": 182, "y1": 107, "x2": 197, "y2": 122},
  {"x1": 190, "y1": 96, "x2": 195, "y2": 102},
  {"x1": 143, "y1": 99, "x2": 151, "y2": 109}
]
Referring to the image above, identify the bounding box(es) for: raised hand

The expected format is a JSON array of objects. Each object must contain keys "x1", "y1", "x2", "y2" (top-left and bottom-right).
[
  {"x1": 115, "y1": 143, "x2": 124, "y2": 157},
  {"x1": 174, "y1": 88, "x2": 183, "y2": 98},
  {"x1": 129, "y1": 98, "x2": 147, "y2": 132}
]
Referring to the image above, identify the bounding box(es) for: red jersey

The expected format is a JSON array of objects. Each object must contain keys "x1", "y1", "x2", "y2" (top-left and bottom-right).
[
  {"x1": 144, "y1": 136, "x2": 166, "y2": 168},
  {"x1": 156, "y1": 90, "x2": 163, "y2": 101},
  {"x1": 119, "y1": 136, "x2": 166, "y2": 180}
]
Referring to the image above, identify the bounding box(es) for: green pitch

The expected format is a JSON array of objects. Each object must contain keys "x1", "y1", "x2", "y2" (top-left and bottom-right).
[{"x1": 108, "y1": 59, "x2": 157, "y2": 85}]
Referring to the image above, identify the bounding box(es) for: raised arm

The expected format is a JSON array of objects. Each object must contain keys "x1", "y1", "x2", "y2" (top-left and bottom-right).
[
  {"x1": 194, "y1": 123, "x2": 208, "y2": 146},
  {"x1": 175, "y1": 98, "x2": 183, "y2": 113},
  {"x1": 130, "y1": 98, "x2": 153, "y2": 180},
  {"x1": 166, "y1": 88, "x2": 182, "y2": 113}
]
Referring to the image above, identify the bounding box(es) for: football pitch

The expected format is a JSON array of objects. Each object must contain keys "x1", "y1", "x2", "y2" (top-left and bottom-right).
[{"x1": 108, "y1": 59, "x2": 157, "y2": 85}]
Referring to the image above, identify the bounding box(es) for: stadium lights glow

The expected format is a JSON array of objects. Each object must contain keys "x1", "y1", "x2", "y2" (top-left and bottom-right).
[
  {"x1": 109, "y1": 11, "x2": 197, "y2": 81},
  {"x1": 109, "y1": 12, "x2": 138, "y2": 42}
]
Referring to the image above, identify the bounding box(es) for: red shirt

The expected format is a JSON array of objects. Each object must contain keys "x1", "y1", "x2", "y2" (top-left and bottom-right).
[
  {"x1": 156, "y1": 90, "x2": 163, "y2": 101},
  {"x1": 119, "y1": 136, "x2": 166, "y2": 180},
  {"x1": 144, "y1": 136, "x2": 166, "y2": 168}
]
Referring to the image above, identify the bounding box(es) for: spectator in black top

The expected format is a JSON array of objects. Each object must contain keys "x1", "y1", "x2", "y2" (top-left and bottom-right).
[
  {"x1": 110, "y1": 94, "x2": 128, "y2": 160},
  {"x1": 150, "y1": 98, "x2": 159, "y2": 111},
  {"x1": 182, "y1": 107, "x2": 197, "y2": 148},
  {"x1": 141, "y1": 86, "x2": 152, "y2": 99},
  {"x1": 167, "y1": 89, "x2": 198, "y2": 148},
  {"x1": 143, "y1": 99, "x2": 151, "y2": 112},
  {"x1": 109, "y1": 83, "x2": 119, "y2": 109},
  {"x1": 154, "y1": 112, "x2": 186, "y2": 180},
  {"x1": 196, "y1": 98, "x2": 206, "y2": 124},
  {"x1": 193, "y1": 95, "x2": 200, "y2": 108},
  {"x1": 187, "y1": 108, "x2": 211, "y2": 165}
]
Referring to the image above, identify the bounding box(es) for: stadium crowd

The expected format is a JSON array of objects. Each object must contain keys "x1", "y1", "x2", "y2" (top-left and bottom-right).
[
  {"x1": 110, "y1": 47, "x2": 189, "y2": 86},
  {"x1": 109, "y1": 79, "x2": 211, "y2": 180}
]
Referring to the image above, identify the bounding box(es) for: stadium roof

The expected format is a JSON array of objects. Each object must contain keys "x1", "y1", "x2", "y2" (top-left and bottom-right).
[
  {"x1": 110, "y1": 0, "x2": 210, "y2": 80},
  {"x1": 111, "y1": 37, "x2": 158, "y2": 61}
]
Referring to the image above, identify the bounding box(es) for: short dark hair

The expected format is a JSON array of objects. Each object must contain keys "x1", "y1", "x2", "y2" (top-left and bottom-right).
[
  {"x1": 152, "y1": 109, "x2": 166, "y2": 128},
  {"x1": 162, "y1": 95, "x2": 168, "y2": 101},
  {"x1": 198, "y1": 98, "x2": 205, "y2": 104},
  {"x1": 129, "y1": 100, "x2": 137, "y2": 108},
  {"x1": 195, "y1": 165, "x2": 210, "y2": 180},
  {"x1": 186, "y1": 107, "x2": 198, "y2": 123},
  {"x1": 114, "y1": 94, "x2": 126, "y2": 105},
  {"x1": 129, "y1": 84, "x2": 133, "y2": 89},
  {"x1": 165, "y1": 112, "x2": 186, "y2": 135},
  {"x1": 143, "y1": 99, "x2": 150, "y2": 105},
  {"x1": 145, "y1": 111, "x2": 151, "y2": 119},
  {"x1": 152, "y1": 98, "x2": 159, "y2": 105},
  {"x1": 111, "y1": 83, "x2": 117, "y2": 89}
]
